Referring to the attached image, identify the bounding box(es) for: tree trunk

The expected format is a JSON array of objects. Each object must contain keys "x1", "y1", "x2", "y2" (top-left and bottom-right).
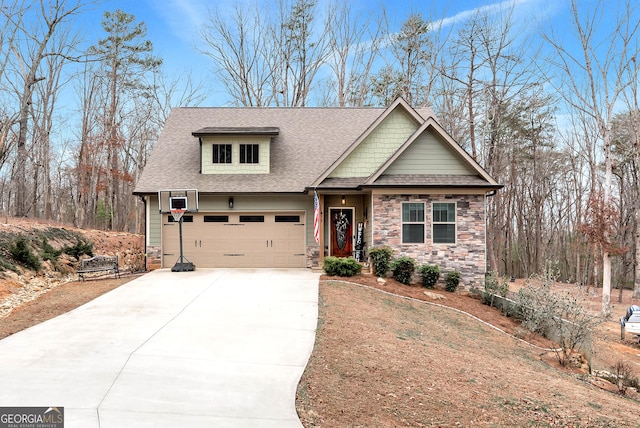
[{"x1": 634, "y1": 207, "x2": 640, "y2": 298}]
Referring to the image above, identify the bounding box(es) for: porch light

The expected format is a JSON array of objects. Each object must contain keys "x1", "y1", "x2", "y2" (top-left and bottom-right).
[
  {"x1": 341, "y1": 195, "x2": 346, "y2": 205},
  {"x1": 228, "y1": 197, "x2": 234, "y2": 208}
]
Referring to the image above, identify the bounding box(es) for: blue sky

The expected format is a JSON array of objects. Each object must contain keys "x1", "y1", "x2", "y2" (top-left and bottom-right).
[{"x1": 80, "y1": 0, "x2": 571, "y2": 106}]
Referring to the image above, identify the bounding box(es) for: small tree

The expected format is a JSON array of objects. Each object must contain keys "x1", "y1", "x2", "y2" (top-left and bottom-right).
[
  {"x1": 577, "y1": 192, "x2": 627, "y2": 303},
  {"x1": 609, "y1": 361, "x2": 639, "y2": 395},
  {"x1": 483, "y1": 271, "x2": 509, "y2": 307}
]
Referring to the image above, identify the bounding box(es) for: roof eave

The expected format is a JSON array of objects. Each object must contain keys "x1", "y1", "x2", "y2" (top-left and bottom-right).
[
  {"x1": 360, "y1": 183, "x2": 504, "y2": 190},
  {"x1": 192, "y1": 127, "x2": 280, "y2": 137}
]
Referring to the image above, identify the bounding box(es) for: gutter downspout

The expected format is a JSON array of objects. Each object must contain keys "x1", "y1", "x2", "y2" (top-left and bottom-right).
[
  {"x1": 484, "y1": 189, "x2": 498, "y2": 279},
  {"x1": 198, "y1": 137, "x2": 202, "y2": 173},
  {"x1": 138, "y1": 195, "x2": 148, "y2": 272}
]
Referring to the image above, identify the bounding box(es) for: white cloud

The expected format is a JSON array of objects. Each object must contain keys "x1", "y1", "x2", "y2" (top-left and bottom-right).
[
  {"x1": 147, "y1": 0, "x2": 211, "y2": 42},
  {"x1": 433, "y1": 0, "x2": 538, "y2": 30}
]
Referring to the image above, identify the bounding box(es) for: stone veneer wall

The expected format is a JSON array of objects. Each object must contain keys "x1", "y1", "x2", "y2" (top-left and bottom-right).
[
  {"x1": 373, "y1": 194, "x2": 486, "y2": 289},
  {"x1": 306, "y1": 245, "x2": 320, "y2": 268},
  {"x1": 146, "y1": 246, "x2": 162, "y2": 270}
]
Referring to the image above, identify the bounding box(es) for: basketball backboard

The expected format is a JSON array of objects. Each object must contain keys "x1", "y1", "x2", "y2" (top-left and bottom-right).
[{"x1": 158, "y1": 189, "x2": 198, "y2": 213}]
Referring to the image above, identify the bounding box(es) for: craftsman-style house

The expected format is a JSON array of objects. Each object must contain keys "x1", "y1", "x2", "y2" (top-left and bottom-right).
[{"x1": 133, "y1": 98, "x2": 501, "y2": 288}]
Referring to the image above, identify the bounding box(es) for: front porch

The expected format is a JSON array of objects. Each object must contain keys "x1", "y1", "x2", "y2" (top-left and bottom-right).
[
  {"x1": 311, "y1": 191, "x2": 489, "y2": 290},
  {"x1": 314, "y1": 192, "x2": 371, "y2": 266}
]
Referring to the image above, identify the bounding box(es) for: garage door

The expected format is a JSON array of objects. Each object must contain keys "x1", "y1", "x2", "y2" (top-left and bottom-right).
[{"x1": 162, "y1": 212, "x2": 306, "y2": 268}]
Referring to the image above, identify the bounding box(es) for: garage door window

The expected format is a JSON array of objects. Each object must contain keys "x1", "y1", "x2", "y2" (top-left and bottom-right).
[
  {"x1": 204, "y1": 215, "x2": 229, "y2": 222},
  {"x1": 275, "y1": 215, "x2": 301, "y2": 222},
  {"x1": 240, "y1": 215, "x2": 264, "y2": 222},
  {"x1": 169, "y1": 215, "x2": 193, "y2": 222}
]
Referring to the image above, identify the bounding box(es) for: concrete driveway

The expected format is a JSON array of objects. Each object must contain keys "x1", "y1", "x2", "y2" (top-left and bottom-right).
[{"x1": 0, "y1": 268, "x2": 320, "y2": 427}]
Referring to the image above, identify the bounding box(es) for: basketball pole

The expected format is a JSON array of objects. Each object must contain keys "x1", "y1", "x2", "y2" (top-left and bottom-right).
[{"x1": 172, "y1": 214, "x2": 195, "y2": 272}]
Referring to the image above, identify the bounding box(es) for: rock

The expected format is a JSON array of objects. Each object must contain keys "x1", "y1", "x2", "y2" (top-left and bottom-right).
[
  {"x1": 424, "y1": 291, "x2": 446, "y2": 301},
  {"x1": 377, "y1": 277, "x2": 386, "y2": 285}
]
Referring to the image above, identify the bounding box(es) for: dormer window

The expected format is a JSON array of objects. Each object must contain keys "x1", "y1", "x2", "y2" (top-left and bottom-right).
[
  {"x1": 240, "y1": 144, "x2": 259, "y2": 164},
  {"x1": 213, "y1": 144, "x2": 232, "y2": 164},
  {"x1": 193, "y1": 127, "x2": 278, "y2": 175}
]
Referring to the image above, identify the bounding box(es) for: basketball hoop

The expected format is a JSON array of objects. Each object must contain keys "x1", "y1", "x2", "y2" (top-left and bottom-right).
[{"x1": 171, "y1": 209, "x2": 186, "y2": 223}]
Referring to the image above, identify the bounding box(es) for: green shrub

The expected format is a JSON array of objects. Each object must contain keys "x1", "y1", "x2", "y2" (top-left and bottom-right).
[
  {"x1": 368, "y1": 246, "x2": 394, "y2": 278},
  {"x1": 445, "y1": 270, "x2": 461, "y2": 292},
  {"x1": 419, "y1": 264, "x2": 441, "y2": 288},
  {"x1": 9, "y1": 237, "x2": 41, "y2": 271},
  {"x1": 391, "y1": 256, "x2": 416, "y2": 285},
  {"x1": 63, "y1": 239, "x2": 94, "y2": 260},
  {"x1": 482, "y1": 271, "x2": 509, "y2": 306},
  {"x1": 40, "y1": 238, "x2": 62, "y2": 263},
  {"x1": 323, "y1": 256, "x2": 362, "y2": 277},
  {"x1": 0, "y1": 257, "x2": 17, "y2": 273}
]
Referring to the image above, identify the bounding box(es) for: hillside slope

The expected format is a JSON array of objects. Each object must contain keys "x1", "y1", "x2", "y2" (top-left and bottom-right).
[
  {"x1": 0, "y1": 217, "x2": 144, "y2": 316},
  {"x1": 297, "y1": 280, "x2": 640, "y2": 427}
]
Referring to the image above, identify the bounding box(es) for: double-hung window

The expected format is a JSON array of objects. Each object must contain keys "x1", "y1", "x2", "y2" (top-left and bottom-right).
[
  {"x1": 433, "y1": 202, "x2": 456, "y2": 243},
  {"x1": 240, "y1": 144, "x2": 259, "y2": 164},
  {"x1": 402, "y1": 203, "x2": 425, "y2": 243},
  {"x1": 213, "y1": 144, "x2": 232, "y2": 164}
]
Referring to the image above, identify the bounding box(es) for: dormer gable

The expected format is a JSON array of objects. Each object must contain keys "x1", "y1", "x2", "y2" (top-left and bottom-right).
[{"x1": 193, "y1": 127, "x2": 279, "y2": 175}]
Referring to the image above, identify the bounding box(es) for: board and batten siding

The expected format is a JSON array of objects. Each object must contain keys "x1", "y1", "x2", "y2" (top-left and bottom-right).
[
  {"x1": 200, "y1": 135, "x2": 271, "y2": 174},
  {"x1": 329, "y1": 109, "x2": 419, "y2": 178},
  {"x1": 384, "y1": 130, "x2": 472, "y2": 175},
  {"x1": 148, "y1": 194, "x2": 161, "y2": 247}
]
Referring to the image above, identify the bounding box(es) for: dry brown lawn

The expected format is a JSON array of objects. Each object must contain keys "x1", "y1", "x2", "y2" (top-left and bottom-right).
[{"x1": 296, "y1": 276, "x2": 640, "y2": 427}]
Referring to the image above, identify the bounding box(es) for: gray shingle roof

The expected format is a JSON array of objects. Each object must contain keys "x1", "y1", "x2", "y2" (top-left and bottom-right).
[
  {"x1": 369, "y1": 174, "x2": 501, "y2": 188},
  {"x1": 315, "y1": 174, "x2": 501, "y2": 189},
  {"x1": 134, "y1": 107, "x2": 388, "y2": 194}
]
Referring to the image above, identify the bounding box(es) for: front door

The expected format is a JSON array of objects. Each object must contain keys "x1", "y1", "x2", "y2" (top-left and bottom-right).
[{"x1": 329, "y1": 207, "x2": 354, "y2": 258}]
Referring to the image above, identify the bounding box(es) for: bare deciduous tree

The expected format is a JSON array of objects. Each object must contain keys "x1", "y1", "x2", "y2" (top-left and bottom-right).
[
  {"x1": 323, "y1": 0, "x2": 385, "y2": 107},
  {"x1": 200, "y1": 0, "x2": 334, "y2": 107},
  {"x1": 10, "y1": 0, "x2": 86, "y2": 217},
  {"x1": 544, "y1": 0, "x2": 640, "y2": 316}
]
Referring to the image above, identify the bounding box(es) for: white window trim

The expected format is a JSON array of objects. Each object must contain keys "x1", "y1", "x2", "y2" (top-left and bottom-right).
[
  {"x1": 401, "y1": 202, "x2": 426, "y2": 244},
  {"x1": 212, "y1": 143, "x2": 232, "y2": 164},
  {"x1": 239, "y1": 143, "x2": 260, "y2": 164},
  {"x1": 432, "y1": 201, "x2": 456, "y2": 244}
]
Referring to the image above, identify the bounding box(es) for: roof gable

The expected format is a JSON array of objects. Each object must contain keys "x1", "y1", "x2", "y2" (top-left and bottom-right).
[
  {"x1": 311, "y1": 98, "x2": 426, "y2": 186},
  {"x1": 328, "y1": 108, "x2": 420, "y2": 178},
  {"x1": 365, "y1": 117, "x2": 499, "y2": 187},
  {"x1": 383, "y1": 129, "x2": 473, "y2": 175}
]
